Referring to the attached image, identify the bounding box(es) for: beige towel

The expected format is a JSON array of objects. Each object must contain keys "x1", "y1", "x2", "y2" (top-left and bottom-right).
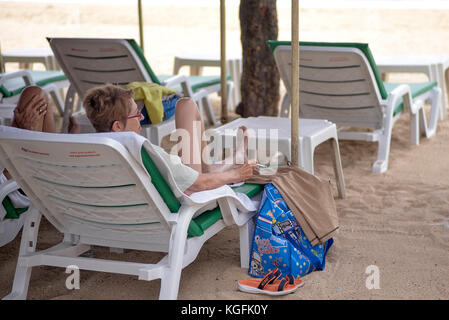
[{"x1": 247, "y1": 166, "x2": 339, "y2": 246}]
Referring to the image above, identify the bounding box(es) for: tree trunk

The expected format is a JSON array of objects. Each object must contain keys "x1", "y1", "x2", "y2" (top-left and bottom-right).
[{"x1": 237, "y1": 0, "x2": 279, "y2": 117}]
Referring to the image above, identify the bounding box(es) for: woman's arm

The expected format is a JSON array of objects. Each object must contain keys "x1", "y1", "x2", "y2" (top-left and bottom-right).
[{"x1": 184, "y1": 163, "x2": 257, "y2": 195}]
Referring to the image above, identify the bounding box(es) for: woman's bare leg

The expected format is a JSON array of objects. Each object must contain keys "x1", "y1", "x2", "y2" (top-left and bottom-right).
[
  {"x1": 174, "y1": 98, "x2": 207, "y2": 173},
  {"x1": 12, "y1": 86, "x2": 55, "y2": 133},
  {"x1": 174, "y1": 98, "x2": 250, "y2": 174}
]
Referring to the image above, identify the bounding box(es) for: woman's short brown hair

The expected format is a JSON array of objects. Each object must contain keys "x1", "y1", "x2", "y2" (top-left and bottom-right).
[{"x1": 83, "y1": 85, "x2": 134, "y2": 132}]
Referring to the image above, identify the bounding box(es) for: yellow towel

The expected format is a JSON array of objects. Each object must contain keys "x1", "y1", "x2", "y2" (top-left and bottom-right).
[{"x1": 125, "y1": 82, "x2": 177, "y2": 124}]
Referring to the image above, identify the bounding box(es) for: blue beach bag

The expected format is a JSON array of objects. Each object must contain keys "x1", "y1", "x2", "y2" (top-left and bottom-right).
[
  {"x1": 140, "y1": 94, "x2": 178, "y2": 125},
  {"x1": 248, "y1": 183, "x2": 333, "y2": 278}
]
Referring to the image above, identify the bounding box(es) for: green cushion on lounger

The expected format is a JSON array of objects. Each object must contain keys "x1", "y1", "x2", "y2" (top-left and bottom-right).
[
  {"x1": 140, "y1": 146, "x2": 262, "y2": 238},
  {"x1": 126, "y1": 39, "x2": 231, "y2": 94},
  {"x1": 189, "y1": 207, "x2": 221, "y2": 236},
  {"x1": 0, "y1": 70, "x2": 67, "y2": 98},
  {"x1": 2, "y1": 196, "x2": 28, "y2": 219},
  {"x1": 157, "y1": 74, "x2": 232, "y2": 93},
  {"x1": 384, "y1": 82, "x2": 438, "y2": 115},
  {"x1": 268, "y1": 41, "x2": 439, "y2": 118},
  {"x1": 126, "y1": 39, "x2": 162, "y2": 85},
  {"x1": 232, "y1": 183, "x2": 264, "y2": 199},
  {"x1": 140, "y1": 147, "x2": 181, "y2": 213}
]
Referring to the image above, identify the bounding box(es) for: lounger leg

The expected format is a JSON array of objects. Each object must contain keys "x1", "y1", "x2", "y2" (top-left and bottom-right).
[
  {"x1": 201, "y1": 95, "x2": 220, "y2": 127},
  {"x1": 432, "y1": 64, "x2": 444, "y2": 120},
  {"x1": 420, "y1": 87, "x2": 440, "y2": 138},
  {"x1": 300, "y1": 137, "x2": 314, "y2": 174},
  {"x1": 231, "y1": 59, "x2": 242, "y2": 109},
  {"x1": 61, "y1": 85, "x2": 76, "y2": 133},
  {"x1": 159, "y1": 247, "x2": 184, "y2": 299},
  {"x1": 373, "y1": 112, "x2": 394, "y2": 174},
  {"x1": 410, "y1": 101, "x2": 421, "y2": 146},
  {"x1": 444, "y1": 67, "x2": 449, "y2": 119},
  {"x1": 228, "y1": 60, "x2": 237, "y2": 110},
  {"x1": 302, "y1": 133, "x2": 345, "y2": 198},
  {"x1": 329, "y1": 138, "x2": 346, "y2": 199},
  {"x1": 158, "y1": 211, "x2": 192, "y2": 300},
  {"x1": 226, "y1": 80, "x2": 234, "y2": 116},
  {"x1": 280, "y1": 93, "x2": 290, "y2": 118},
  {"x1": 415, "y1": 89, "x2": 439, "y2": 140},
  {"x1": 3, "y1": 207, "x2": 41, "y2": 300},
  {"x1": 239, "y1": 218, "x2": 255, "y2": 269},
  {"x1": 46, "y1": 86, "x2": 65, "y2": 117}
]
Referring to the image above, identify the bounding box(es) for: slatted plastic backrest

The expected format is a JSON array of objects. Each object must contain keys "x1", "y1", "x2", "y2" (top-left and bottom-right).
[
  {"x1": 48, "y1": 38, "x2": 155, "y2": 98},
  {"x1": 0, "y1": 133, "x2": 171, "y2": 243},
  {"x1": 273, "y1": 44, "x2": 384, "y2": 129}
]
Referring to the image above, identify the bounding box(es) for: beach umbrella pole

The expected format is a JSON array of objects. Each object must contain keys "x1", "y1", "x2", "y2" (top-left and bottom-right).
[
  {"x1": 220, "y1": 0, "x2": 228, "y2": 123},
  {"x1": 291, "y1": 0, "x2": 300, "y2": 166},
  {"x1": 138, "y1": 0, "x2": 144, "y2": 52}
]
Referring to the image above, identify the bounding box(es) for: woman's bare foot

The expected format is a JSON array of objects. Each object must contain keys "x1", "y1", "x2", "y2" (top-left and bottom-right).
[
  {"x1": 205, "y1": 126, "x2": 250, "y2": 173},
  {"x1": 235, "y1": 125, "x2": 249, "y2": 164}
]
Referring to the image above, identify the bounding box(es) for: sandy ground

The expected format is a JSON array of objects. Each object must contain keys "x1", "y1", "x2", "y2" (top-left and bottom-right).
[{"x1": 0, "y1": 2, "x2": 448, "y2": 300}]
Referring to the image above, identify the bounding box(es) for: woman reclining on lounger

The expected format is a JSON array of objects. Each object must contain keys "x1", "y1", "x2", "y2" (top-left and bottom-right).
[
  {"x1": 82, "y1": 84, "x2": 257, "y2": 195},
  {"x1": 9, "y1": 84, "x2": 257, "y2": 195}
]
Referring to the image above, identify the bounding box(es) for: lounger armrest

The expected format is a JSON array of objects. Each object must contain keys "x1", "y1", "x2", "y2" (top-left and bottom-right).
[
  {"x1": 191, "y1": 88, "x2": 208, "y2": 102},
  {"x1": 0, "y1": 179, "x2": 20, "y2": 203},
  {"x1": 0, "y1": 70, "x2": 35, "y2": 87},
  {"x1": 0, "y1": 178, "x2": 21, "y2": 220},
  {"x1": 185, "y1": 185, "x2": 257, "y2": 227},
  {"x1": 386, "y1": 84, "x2": 416, "y2": 114},
  {"x1": 160, "y1": 74, "x2": 188, "y2": 88},
  {"x1": 161, "y1": 75, "x2": 195, "y2": 97},
  {"x1": 182, "y1": 187, "x2": 227, "y2": 207}
]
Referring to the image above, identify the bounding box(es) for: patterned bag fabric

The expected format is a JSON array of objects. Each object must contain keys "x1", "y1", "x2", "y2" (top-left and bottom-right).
[
  {"x1": 249, "y1": 183, "x2": 333, "y2": 278},
  {"x1": 140, "y1": 93, "x2": 179, "y2": 125}
]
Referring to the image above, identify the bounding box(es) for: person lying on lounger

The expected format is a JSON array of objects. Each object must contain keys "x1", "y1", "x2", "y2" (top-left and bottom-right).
[
  {"x1": 82, "y1": 84, "x2": 257, "y2": 195},
  {"x1": 8, "y1": 85, "x2": 257, "y2": 195}
]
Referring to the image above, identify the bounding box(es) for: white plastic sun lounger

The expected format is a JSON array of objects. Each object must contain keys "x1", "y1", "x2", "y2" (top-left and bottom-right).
[
  {"x1": 269, "y1": 41, "x2": 441, "y2": 173},
  {"x1": 48, "y1": 38, "x2": 233, "y2": 143},
  {"x1": 0, "y1": 126, "x2": 261, "y2": 300}
]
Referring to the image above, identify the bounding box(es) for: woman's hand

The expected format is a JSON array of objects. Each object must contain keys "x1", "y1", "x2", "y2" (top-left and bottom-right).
[
  {"x1": 184, "y1": 161, "x2": 258, "y2": 195},
  {"x1": 12, "y1": 94, "x2": 48, "y2": 131},
  {"x1": 232, "y1": 162, "x2": 258, "y2": 183}
]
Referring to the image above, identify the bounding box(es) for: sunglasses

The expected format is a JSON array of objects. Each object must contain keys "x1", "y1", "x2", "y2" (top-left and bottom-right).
[{"x1": 124, "y1": 109, "x2": 142, "y2": 120}]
